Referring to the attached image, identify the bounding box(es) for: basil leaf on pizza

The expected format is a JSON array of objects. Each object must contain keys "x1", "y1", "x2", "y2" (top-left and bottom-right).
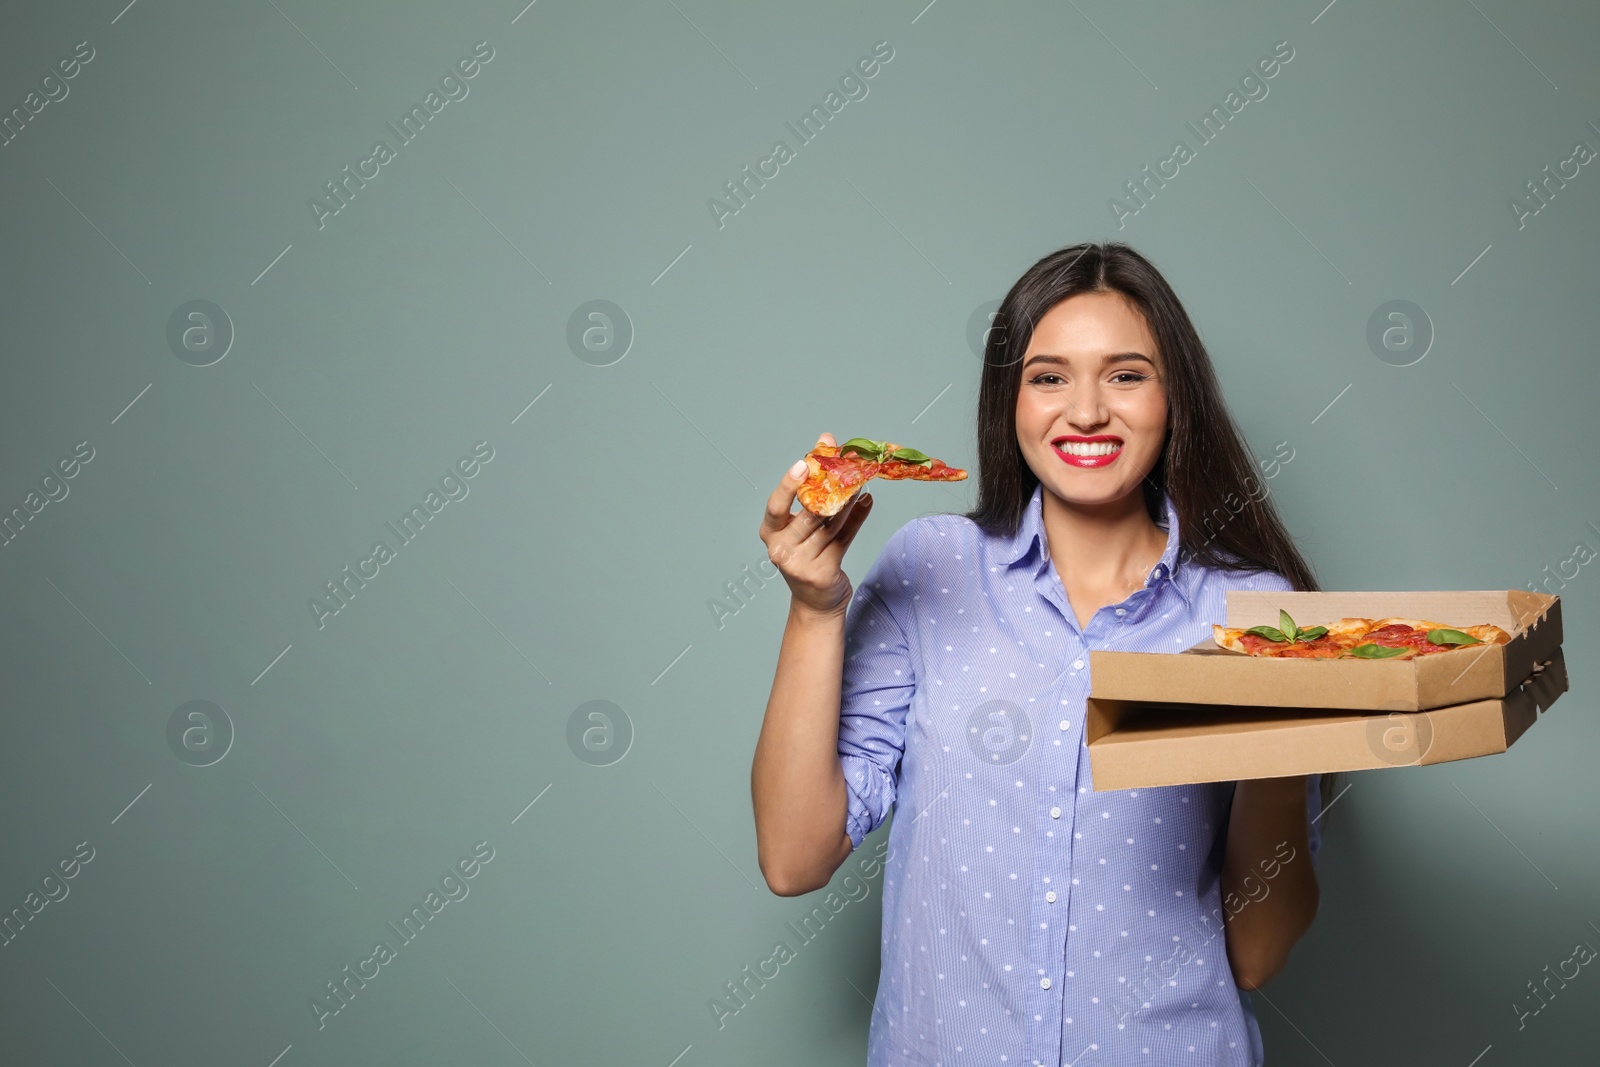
[
  {"x1": 885, "y1": 446, "x2": 933, "y2": 465},
  {"x1": 1349, "y1": 643, "x2": 1410, "y2": 659},
  {"x1": 838, "y1": 438, "x2": 888, "y2": 460},
  {"x1": 1425, "y1": 628, "x2": 1481, "y2": 646},
  {"x1": 1265, "y1": 610, "x2": 1328, "y2": 643},
  {"x1": 1244, "y1": 625, "x2": 1288, "y2": 643}
]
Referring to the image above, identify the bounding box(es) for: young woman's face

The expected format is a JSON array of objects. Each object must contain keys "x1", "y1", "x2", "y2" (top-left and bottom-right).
[{"x1": 1014, "y1": 290, "x2": 1168, "y2": 508}]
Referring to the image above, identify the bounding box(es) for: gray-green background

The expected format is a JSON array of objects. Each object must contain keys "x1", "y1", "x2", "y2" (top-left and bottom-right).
[{"x1": 1, "y1": 0, "x2": 1595, "y2": 1063}]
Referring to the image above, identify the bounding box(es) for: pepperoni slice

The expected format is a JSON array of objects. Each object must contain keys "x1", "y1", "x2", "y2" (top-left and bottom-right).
[
  {"x1": 1362, "y1": 623, "x2": 1457, "y2": 655},
  {"x1": 1240, "y1": 633, "x2": 1346, "y2": 658}
]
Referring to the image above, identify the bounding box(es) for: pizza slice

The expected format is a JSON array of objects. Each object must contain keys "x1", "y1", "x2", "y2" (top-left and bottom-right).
[
  {"x1": 796, "y1": 444, "x2": 880, "y2": 517},
  {"x1": 876, "y1": 451, "x2": 960, "y2": 483},
  {"x1": 797, "y1": 438, "x2": 968, "y2": 516},
  {"x1": 1350, "y1": 619, "x2": 1512, "y2": 658}
]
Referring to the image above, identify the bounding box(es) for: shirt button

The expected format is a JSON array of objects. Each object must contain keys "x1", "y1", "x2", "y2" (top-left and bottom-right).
[
  {"x1": 1040, "y1": 977, "x2": 1052, "y2": 990},
  {"x1": 1058, "y1": 719, "x2": 1069, "y2": 731},
  {"x1": 1073, "y1": 660, "x2": 1084, "y2": 670},
  {"x1": 1049, "y1": 806, "x2": 1062, "y2": 819},
  {"x1": 1115, "y1": 608, "x2": 1126, "y2": 616},
  {"x1": 1046, "y1": 890, "x2": 1057, "y2": 903}
]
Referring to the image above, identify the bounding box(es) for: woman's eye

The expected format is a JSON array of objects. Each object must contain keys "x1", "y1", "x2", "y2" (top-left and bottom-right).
[{"x1": 1030, "y1": 371, "x2": 1149, "y2": 385}]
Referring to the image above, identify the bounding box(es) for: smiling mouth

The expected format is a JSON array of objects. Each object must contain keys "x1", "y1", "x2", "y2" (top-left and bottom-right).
[
  {"x1": 1051, "y1": 437, "x2": 1124, "y2": 467},
  {"x1": 1053, "y1": 440, "x2": 1122, "y2": 457}
]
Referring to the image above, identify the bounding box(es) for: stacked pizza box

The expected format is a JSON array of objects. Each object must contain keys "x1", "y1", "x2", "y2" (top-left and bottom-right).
[{"x1": 1084, "y1": 590, "x2": 1566, "y2": 791}]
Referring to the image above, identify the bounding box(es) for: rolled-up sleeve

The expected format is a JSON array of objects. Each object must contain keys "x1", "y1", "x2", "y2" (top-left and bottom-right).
[{"x1": 837, "y1": 520, "x2": 921, "y2": 851}]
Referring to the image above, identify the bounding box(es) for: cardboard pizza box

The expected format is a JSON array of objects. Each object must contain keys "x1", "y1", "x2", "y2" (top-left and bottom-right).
[
  {"x1": 1084, "y1": 649, "x2": 1567, "y2": 791},
  {"x1": 1089, "y1": 590, "x2": 1560, "y2": 713}
]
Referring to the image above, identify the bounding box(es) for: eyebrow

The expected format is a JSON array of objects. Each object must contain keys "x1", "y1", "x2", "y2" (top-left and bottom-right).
[{"x1": 1021, "y1": 352, "x2": 1156, "y2": 370}]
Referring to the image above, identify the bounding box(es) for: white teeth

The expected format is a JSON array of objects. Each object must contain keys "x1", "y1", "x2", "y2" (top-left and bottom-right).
[{"x1": 1055, "y1": 440, "x2": 1121, "y2": 456}]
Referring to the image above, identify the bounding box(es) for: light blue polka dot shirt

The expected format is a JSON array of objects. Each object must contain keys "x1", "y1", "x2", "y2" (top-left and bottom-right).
[{"x1": 837, "y1": 482, "x2": 1322, "y2": 1067}]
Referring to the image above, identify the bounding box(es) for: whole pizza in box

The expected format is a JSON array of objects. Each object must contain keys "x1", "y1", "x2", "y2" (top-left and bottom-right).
[{"x1": 1213, "y1": 609, "x2": 1511, "y2": 660}]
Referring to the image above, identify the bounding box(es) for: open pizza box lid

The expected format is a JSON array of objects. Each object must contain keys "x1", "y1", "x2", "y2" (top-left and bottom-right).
[
  {"x1": 1089, "y1": 590, "x2": 1561, "y2": 713},
  {"x1": 1085, "y1": 648, "x2": 1567, "y2": 791}
]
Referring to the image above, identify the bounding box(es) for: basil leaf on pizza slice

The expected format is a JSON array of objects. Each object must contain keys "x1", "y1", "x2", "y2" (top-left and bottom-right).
[
  {"x1": 837, "y1": 438, "x2": 889, "y2": 461},
  {"x1": 1348, "y1": 643, "x2": 1411, "y2": 659}
]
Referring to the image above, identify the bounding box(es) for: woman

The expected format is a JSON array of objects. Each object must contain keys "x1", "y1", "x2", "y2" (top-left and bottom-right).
[{"x1": 751, "y1": 242, "x2": 1331, "y2": 1065}]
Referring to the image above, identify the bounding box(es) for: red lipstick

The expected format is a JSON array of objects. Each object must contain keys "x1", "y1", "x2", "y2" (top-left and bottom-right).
[{"x1": 1051, "y1": 434, "x2": 1123, "y2": 469}]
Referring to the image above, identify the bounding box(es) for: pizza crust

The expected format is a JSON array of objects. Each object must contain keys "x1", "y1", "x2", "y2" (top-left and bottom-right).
[{"x1": 1367, "y1": 616, "x2": 1454, "y2": 633}]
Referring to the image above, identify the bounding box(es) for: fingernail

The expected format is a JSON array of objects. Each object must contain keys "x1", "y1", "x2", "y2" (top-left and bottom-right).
[
  {"x1": 788, "y1": 459, "x2": 806, "y2": 478},
  {"x1": 861, "y1": 493, "x2": 872, "y2": 505}
]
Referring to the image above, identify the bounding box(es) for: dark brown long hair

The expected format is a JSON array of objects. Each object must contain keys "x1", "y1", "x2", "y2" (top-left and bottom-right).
[{"x1": 966, "y1": 240, "x2": 1338, "y2": 830}]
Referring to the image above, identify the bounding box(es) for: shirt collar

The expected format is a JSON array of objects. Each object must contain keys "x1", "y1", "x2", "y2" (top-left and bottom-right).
[{"x1": 995, "y1": 482, "x2": 1191, "y2": 607}]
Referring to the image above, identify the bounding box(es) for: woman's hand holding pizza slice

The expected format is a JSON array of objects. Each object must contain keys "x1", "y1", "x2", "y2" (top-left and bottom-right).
[
  {"x1": 759, "y1": 432, "x2": 966, "y2": 618},
  {"x1": 760, "y1": 433, "x2": 876, "y2": 620}
]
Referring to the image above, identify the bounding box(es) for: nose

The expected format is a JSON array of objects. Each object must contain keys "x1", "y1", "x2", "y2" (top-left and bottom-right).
[{"x1": 1064, "y1": 378, "x2": 1107, "y2": 429}]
